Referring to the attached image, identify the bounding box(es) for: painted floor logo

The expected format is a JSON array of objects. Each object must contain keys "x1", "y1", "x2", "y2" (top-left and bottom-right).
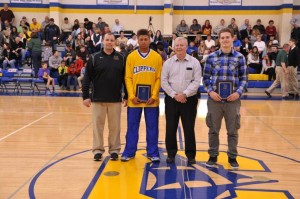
[{"x1": 84, "y1": 149, "x2": 293, "y2": 199}]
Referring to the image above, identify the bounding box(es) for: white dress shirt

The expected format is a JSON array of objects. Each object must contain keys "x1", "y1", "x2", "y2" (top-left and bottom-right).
[{"x1": 161, "y1": 54, "x2": 202, "y2": 98}]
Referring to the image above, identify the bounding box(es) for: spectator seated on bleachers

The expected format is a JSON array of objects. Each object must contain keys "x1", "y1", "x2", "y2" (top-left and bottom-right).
[
  {"x1": 247, "y1": 46, "x2": 262, "y2": 74},
  {"x1": 240, "y1": 37, "x2": 252, "y2": 57},
  {"x1": 176, "y1": 19, "x2": 189, "y2": 34},
  {"x1": 186, "y1": 41, "x2": 198, "y2": 55},
  {"x1": 0, "y1": 44, "x2": 4, "y2": 67},
  {"x1": 253, "y1": 35, "x2": 266, "y2": 57},
  {"x1": 116, "y1": 31, "x2": 128, "y2": 47},
  {"x1": 11, "y1": 37, "x2": 26, "y2": 66},
  {"x1": 76, "y1": 45, "x2": 89, "y2": 63},
  {"x1": 57, "y1": 60, "x2": 68, "y2": 89},
  {"x1": 198, "y1": 40, "x2": 207, "y2": 55},
  {"x1": 42, "y1": 42, "x2": 52, "y2": 62},
  {"x1": 38, "y1": 62, "x2": 55, "y2": 93},
  {"x1": 261, "y1": 54, "x2": 276, "y2": 81},
  {"x1": 0, "y1": 30, "x2": 12, "y2": 46},
  {"x1": 66, "y1": 62, "x2": 78, "y2": 91},
  {"x1": 253, "y1": 19, "x2": 266, "y2": 41},
  {"x1": 265, "y1": 20, "x2": 277, "y2": 41},
  {"x1": 74, "y1": 33, "x2": 84, "y2": 51},
  {"x1": 91, "y1": 27, "x2": 102, "y2": 53},
  {"x1": 189, "y1": 19, "x2": 201, "y2": 34},
  {"x1": 127, "y1": 33, "x2": 138, "y2": 49},
  {"x1": 233, "y1": 34, "x2": 242, "y2": 52},
  {"x1": 63, "y1": 44, "x2": 76, "y2": 65},
  {"x1": 48, "y1": 50, "x2": 63, "y2": 78},
  {"x1": 157, "y1": 44, "x2": 167, "y2": 62},
  {"x1": 202, "y1": 20, "x2": 212, "y2": 35},
  {"x1": 74, "y1": 55, "x2": 84, "y2": 76},
  {"x1": 2, "y1": 43, "x2": 17, "y2": 70},
  {"x1": 204, "y1": 34, "x2": 215, "y2": 49}
]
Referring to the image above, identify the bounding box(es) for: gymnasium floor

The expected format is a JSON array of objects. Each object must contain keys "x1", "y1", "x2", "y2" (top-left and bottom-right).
[{"x1": 0, "y1": 94, "x2": 299, "y2": 199}]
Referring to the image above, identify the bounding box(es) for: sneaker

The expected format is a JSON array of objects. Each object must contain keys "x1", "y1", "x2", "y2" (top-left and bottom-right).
[
  {"x1": 110, "y1": 153, "x2": 119, "y2": 161},
  {"x1": 166, "y1": 157, "x2": 175, "y2": 164},
  {"x1": 205, "y1": 156, "x2": 217, "y2": 167},
  {"x1": 121, "y1": 156, "x2": 134, "y2": 162},
  {"x1": 188, "y1": 158, "x2": 196, "y2": 164},
  {"x1": 265, "y1": 90, "x2": 272, "y2": 98},
  {"x1": 228, "y1": 157, "x2": 239, "y2": 169},
  {"x1": 94, "y1": 153, "x2": 102, "y2": 161},
  {"x1": 148, "y1": 156, "x2": 160, "y2": 162}
]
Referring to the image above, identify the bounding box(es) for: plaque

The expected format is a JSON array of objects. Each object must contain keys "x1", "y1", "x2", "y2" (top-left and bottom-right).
[
  {"x1": 217, "y1": 80, "x2": 233, "y2": 99},
  {"x1": 136, "y1": 84, "x2": 151, "y2": 102}
]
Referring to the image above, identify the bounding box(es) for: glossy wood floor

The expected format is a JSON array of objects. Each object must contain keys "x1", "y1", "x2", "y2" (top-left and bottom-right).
[{"x1": 0, "y1": 95, "x2": 299, "y2": 199}]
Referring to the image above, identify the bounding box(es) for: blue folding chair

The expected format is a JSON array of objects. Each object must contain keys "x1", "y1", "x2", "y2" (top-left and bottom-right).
[
  {"x1": 33, "y1": 77, "x2": 47, "y2": 95},
  {"x1": 17, "y1": 68, "x2": 34, "y2": 95},
  {"x1": 1, "y1": 68, "x2": 19, "y2": 94}
]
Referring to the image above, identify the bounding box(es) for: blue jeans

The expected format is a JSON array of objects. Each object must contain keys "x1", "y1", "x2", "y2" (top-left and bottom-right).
[{"x1": 2, "y1": 59, "x2": 16, "y2": 69}]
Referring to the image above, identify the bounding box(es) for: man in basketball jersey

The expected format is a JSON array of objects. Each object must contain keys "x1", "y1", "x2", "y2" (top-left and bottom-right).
[{"x1": 121, "y1": 29, "x2": 163, "y2": 162}]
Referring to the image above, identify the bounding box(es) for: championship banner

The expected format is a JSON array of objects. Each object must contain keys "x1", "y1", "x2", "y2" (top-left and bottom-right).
[{"x1": 10, "y1": 0, "x2": 42, "y2": 3}]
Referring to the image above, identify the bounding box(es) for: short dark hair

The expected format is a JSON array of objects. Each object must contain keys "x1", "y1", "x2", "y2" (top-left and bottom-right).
[
  {"x1": 290, "y1": 38, "x2": 297, "y2": 44},
  {"x1": 137, "y1": 29, "x2": 149, "y2": 37},
  {"x1": 218, "y1": 27, "x2": 234, "y2": 38},
  {"x1": 31, "y1": 32, "x2": 38, "y2": 38},
  {"x1": 157, "y1": 44, "x2": 164, "y2": 51}
]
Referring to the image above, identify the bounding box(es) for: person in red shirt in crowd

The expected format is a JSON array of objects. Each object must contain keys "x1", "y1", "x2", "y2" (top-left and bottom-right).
[
  {"x1": 266, "y1": 20, "x2": 277, "y2": 41},
  {"x1": 74, "y1": 55, "x2": 84, "y2": 76},
  {"x1": 67, "y1": 62, "x2": 78, "y2": 91}
]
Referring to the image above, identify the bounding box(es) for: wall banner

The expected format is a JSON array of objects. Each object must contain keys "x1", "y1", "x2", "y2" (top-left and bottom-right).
[{"x1": 209, "y1": 0, "x2": 242, "y2": 6}]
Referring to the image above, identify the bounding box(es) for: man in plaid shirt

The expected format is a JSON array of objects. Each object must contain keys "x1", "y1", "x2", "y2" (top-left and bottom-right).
[{"x1": 203, "y1": 27, "x2": 247, "y2": 169}]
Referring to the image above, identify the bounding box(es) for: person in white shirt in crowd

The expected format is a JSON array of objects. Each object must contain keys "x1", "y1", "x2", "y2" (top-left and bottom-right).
[
  {"x1": 111, "y1": 19, "x2": 124, "y2": 34},
  {"x1": 253, "y1": 35, "x2": 266, "y2": 56},
  {"x1": 127, "y1": 33, "x2": 138, "y2": 48},
  {"x1": 41, "y1": 16, "x2": 49, "y2": 32},
  {"x1": 76, "y1": 23, "x2": 88, "y2": 36},
  {"x1": 60, "y1": 17, "x2": 73, "y2": 44},
  {"x1": 205, "y1": 34, "x2": 215, "y2": 49},
  {"x1": 91, "y1": 27, "x2": 102, "y2": 52},
  {"x1": 213, "y1": 19, "x2": 226, "y2": 35}
]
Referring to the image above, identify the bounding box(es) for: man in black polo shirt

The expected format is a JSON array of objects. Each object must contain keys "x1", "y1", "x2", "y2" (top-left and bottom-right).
[
  {"x1": 82, "y1": 33, "x2": 127, "y2": 161},
  {"x1": 287, "y1": 38, "x2": 300, "y2": 99}
]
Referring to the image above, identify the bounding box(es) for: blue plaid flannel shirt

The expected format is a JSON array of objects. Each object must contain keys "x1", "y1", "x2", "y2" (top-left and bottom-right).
[{"x1": 203, "y1": 49, "x2": 248, "y2": 96}]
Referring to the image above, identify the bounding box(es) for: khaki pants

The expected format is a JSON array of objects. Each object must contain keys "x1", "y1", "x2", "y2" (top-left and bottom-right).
[
  {"x1": 92, "y1": 102, "x2": 121, "y2": 155},
  {"x1": 266, "y1": 67, "x2": 288, "y2": 97},
  {"x1": 286, "y1": 66, "x2": 299, "y2": 94}
]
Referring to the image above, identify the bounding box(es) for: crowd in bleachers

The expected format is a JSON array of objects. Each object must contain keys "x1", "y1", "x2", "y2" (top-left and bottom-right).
[{"x1": 0, "y1": 3, "x2": 299, "y2": 96}]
